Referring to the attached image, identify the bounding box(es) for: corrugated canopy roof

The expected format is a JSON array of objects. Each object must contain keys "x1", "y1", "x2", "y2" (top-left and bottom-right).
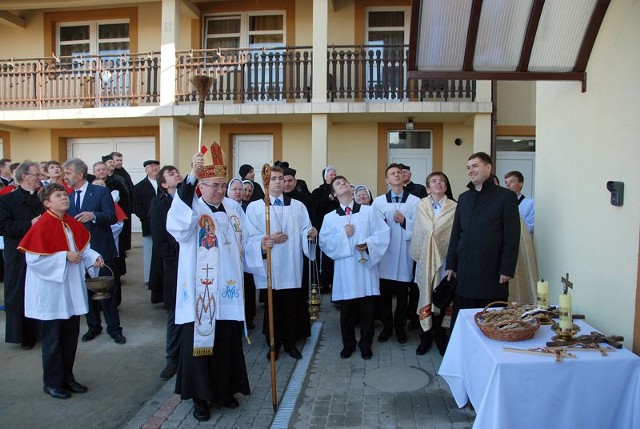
[{"x1": 408, "y1": 0, "x2": 611, "y2": 91}]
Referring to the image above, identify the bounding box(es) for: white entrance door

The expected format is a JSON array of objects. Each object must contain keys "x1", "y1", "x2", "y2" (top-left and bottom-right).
[
  {"x1": 232, "y1": 134, "x2": 273, "y2": 190},
  {"x1": 495, "y1": 152, "x2": 536, "y2": 198},
  {"x1": 68, "y1": 136, "x2": 155, "y2": 231},
  {"x1": 389, "y1": 149, "x2": 432, "y2": 190}
]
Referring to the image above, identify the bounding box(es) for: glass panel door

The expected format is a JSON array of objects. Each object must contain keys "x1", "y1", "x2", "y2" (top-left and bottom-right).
[{"x1": 366, "y1": 9, "x2": 409, "y2": 100}]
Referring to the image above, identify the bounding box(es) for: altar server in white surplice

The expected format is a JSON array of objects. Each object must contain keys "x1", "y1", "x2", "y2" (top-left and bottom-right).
[
  {"x1": 319, "y1": 175, "x2": 390, "y2": 361},
  {"x1": 371, "y1": 163, "x2": 420, "y2": 345},
  {"x1": 19, "y1": 183, "x2": 104, "y2": 400},
  {"x1": 245, "y1": 165, "x2": 317, "y2": 361},
  {"x1": 167, "y1": 144, "x2": 261, "y2": 422}
]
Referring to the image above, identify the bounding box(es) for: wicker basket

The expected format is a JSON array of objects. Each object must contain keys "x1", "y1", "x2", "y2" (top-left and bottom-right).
[{"x1": 474, "y1": 301, "x2": 540, "y2": 342}]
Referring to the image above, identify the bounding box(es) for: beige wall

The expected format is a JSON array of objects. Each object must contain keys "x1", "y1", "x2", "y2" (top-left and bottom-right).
[
  {"x1": 328, "y1": 123, "x2": 378, "y2": 193},
  {"x1": 497, "y1": 81, "x2": 536, "y2": 126},
  {"x1": 0, "y1": 11, "x2": 44, "y2": 58},
  {"x1": 282, "y1": 123, "x2": 312, "y2": 183},
  {"x1": 138, "y1": 3, "x2": 161, "y2": 52},
  {"x1": 535, "y1": 0, "x2": 639, "y2": 348},
  {"x1": 295, "y1": 0, "x2": 314, "y2": 46},
  {"x1": 8, "y1": 130, "x2": 51, "y2": 162},
  {"x1": 328, "y1": 2, "x2": 356, "y2": 45},
  {"x1": 442, "y1": 123, "x2": 474, "y2": 199}
]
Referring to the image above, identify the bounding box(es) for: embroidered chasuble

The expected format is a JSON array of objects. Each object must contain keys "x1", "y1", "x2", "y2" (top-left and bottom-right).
[
  {"x1": 167, "y1": 193, "x2": 262, "y2": 356},
  {"x1": 409, "y1": 196, "x2": 456, "y2": 332}
]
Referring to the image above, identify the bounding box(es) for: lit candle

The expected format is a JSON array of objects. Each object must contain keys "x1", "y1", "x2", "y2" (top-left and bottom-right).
[
  {"x1": 536, "y1": 280, "x2": 549, "y2": 309},
  {"x1": 559, "y1": 293, "x2": 572, "y2": 330}
]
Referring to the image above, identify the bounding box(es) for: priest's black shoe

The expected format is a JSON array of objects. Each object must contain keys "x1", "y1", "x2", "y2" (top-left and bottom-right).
[
  {"x1": 43, "y1": 386, "x2": 71, "y2": 399},
  {"x1": 192, "y1": 399, "x2": 210, "y2": 422},
  {"x1": 21, "y1": 342, "x2": 35, "y2": 350},
  {"x1": 64, "y1": 381, "x2": 88, "y2": 393},
  {"x1": 81, "y1": 330, "x2": 101, "y2": 342},
  {"x1": 285, "y1": 346, "x2": 302, "y2": 359},
  {"x1": 396, "y1": 328, "x2": 408, "y2": 344},
  {"x1": 377, "y1": 329, "x2": 392, "y2": 342},
  {"x1": 340, "y1": 347, "x2": 356, "y2": 359},
  {"x1": 360, "y1": 348, "x2": 373, "y2": 360},
  {"x1": 112, "y1": 333, "x2": 126, "y2": 344},
  {"x1": 416, "y1": 339, "x2": 432, "y2": 355},
  {"x1": 220, "y1": 397, "x2": 239, "y2": 409}
]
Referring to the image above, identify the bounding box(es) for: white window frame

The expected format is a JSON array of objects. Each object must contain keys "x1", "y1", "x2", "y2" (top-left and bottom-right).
[
  {"x1": 56, "y1": 20, "x2": 130, "y2": 58},
  {"x1": 203, "y1": 11, "x2": 286, "y2": 49},
  {"x1": 365, "y1": 7, "x2": 411, "y2": 46}
]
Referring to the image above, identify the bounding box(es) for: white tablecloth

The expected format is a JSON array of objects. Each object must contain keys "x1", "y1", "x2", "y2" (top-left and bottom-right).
[{"x1": 439, "y1": 309, "x2": 640, "y2": 429}]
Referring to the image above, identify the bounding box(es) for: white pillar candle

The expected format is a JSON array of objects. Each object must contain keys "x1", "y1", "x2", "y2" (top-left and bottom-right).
[
  {"x1": 559, "y1": 293, "x2": 572, "y2": 330},
  {"x1": 536, "y1": 280, "x2": 549, "y2": 309}
]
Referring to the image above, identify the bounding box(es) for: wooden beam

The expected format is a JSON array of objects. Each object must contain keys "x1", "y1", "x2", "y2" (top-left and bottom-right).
[
  {"x1": 407, "y1": 0, "x2": 422, "y2": 72},
  {"x1": 0, "y1": 11, "x2": 26, "y2": 29},
  {"x1": 574, "y1": 0, "x2": 611, "y2": 72},
  {"x1": 462, "y1": 0, "x2": 483, "y2": 71},
  {"x1": 517, "y1": 0, "x2": 545, "y2": 72},
  {"x1": 408, "y1": 70, "x2": 585, "y2": 82}
]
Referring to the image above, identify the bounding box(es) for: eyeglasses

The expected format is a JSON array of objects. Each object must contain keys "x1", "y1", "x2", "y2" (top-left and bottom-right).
[{"x1": 200, "y1": 182, "x2": 227, "y2": 190}]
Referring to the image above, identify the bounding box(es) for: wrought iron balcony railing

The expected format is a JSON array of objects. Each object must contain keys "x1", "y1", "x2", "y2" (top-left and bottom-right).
[
  {"x1": 0, "y1": 46, "x2": 474, "y2": 110},
  {"x1": 327, "y1": 45, "x2": 476, "y2": 101},
  {"x1": 175, "y1": 47, "x2": 313, "y2": 103},
  {"x1": 0, "y1": 53, "x2": 160, "y2": 109}
]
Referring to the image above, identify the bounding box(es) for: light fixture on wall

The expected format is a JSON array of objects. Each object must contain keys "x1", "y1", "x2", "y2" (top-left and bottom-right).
[{"x1": 405, "y1": 117, "x2": 414, "y2": 130}]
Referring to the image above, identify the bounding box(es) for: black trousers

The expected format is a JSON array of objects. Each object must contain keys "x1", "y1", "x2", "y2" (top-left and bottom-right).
[
  {"x1": 340, "y1": 296, "x2": 375, "y2": 352},
  {"x1": 262, "y1": 288, "x2": 298, "y2": 350},
  {"x1": 379, "y1": 278, "x2": 410, "y2": 332},
  {"x1": 86, "y1": 261, "x2": 122, "y2": 337},
  {"x1": 407, "y1": 282, "x2": 420, "y2": 323},
  {"x1": 41, "y1": 316, "x2": 80, "y2": 388},
  {"x1": 243, "y1": 272, "x2": 256, "y2": 323},
  {"x1": 166, "y1": 309, "x2": 182, "y2": 364},
  {"x1": 451, "y1": 294, "x2": 508, "y2": 331}
]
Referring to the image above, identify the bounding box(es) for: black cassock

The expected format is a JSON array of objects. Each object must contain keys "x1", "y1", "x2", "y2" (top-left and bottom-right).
[
  {"x1": 175, "y1": 321, "x2": 250, "y2": 405},
  {"x1": 0, "y1": 187, "x2": 45, "y2": 344}
]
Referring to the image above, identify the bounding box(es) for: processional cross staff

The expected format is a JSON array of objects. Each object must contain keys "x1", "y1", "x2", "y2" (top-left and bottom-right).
[{"x1": 261, "y1": 163, "x2": 278, "y2": 412}]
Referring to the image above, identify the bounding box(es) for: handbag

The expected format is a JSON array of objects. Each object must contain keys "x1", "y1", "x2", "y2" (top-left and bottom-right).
[{"x1": 432, "y1": 276, "x2": 457, "y2": 309}]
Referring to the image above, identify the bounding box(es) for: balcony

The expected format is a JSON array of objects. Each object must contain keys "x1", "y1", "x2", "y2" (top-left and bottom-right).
[
  {"x1": 0, "y1": 46, "x2": 475, "y2": 110},
  {"x1": 175, "y1": 47, "x2": 313, "y2": 103},
  {"x1": 0, "y1": 53, "x2": 160, "y2": 109}
]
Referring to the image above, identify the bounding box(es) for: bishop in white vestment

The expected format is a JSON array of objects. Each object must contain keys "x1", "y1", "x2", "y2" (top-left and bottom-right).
[{"x1": 166, "y1": 145, "x2": 261, "y2": 422}]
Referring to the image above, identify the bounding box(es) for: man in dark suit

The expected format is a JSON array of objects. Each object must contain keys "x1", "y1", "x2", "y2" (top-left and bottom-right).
[
  {"x1": 107, "y1": 152, "x2": 133, "y2": 254},
  {"x1": 401, "y1": 164, "x2": 428, "y2": 199},
  {"x1": 63, "y1": 158, "x2": 126, "y2": 345},
  {"x1": 133, "y1": 160, "x2": 159, "y2": 285},
  {"x1": 0, "y1": 161, "x2": 45, "y2": 349},
  {"x1": 0, "y1": 158, "x2": 12, "y2": 187},
  {"x1": 150, "y1": 165, "x2": 183, "y2": 381}
]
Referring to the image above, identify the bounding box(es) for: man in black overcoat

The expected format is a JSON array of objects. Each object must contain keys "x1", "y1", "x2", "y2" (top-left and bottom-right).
[
  {"x1": 133, "y1": 160, "x2": 160, "y2": 286},
  {"x1": 0, "y1": 162, "x2": 45, "y2": 349},
  {"x1": 445, "y1": 152, "x2": 520, "y2": 329},
  {"x1": 150, "y1": 165, "x2": 184, "y2": 381}
]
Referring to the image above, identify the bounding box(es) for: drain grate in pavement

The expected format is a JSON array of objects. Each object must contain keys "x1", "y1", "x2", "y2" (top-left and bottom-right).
[{"x1": 363, "y1": 366, "x2": 431, "y2": 392}]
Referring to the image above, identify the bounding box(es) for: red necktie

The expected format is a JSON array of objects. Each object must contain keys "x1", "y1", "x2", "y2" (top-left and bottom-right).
[{"x1": 345, "y1": 207, "x2": 351, "y2": 215}]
